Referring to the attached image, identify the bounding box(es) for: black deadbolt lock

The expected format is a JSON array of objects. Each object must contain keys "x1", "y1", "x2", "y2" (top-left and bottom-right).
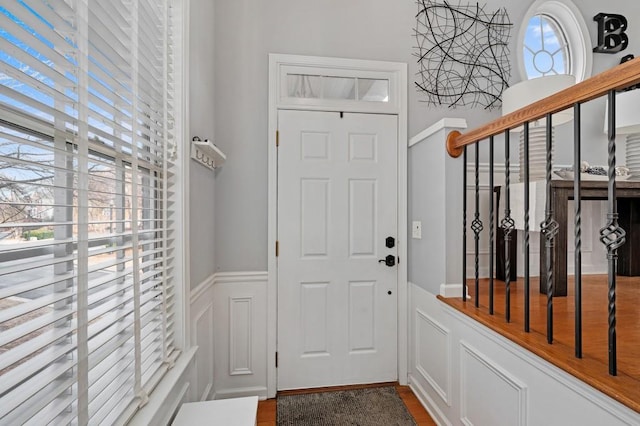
[
  {"x1": 385, "y1": 236, "x2": 395, "y2": 248},
  {"x1": 378, "y1": 255, "x2": 396, "y2": 267}
]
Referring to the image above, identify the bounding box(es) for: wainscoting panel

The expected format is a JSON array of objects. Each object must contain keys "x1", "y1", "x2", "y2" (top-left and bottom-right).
[
  {"x1": 229, "y1": 297, "x2": 253, "y2": 376},
  {"x1": 415, "y1": 309, "x2": 451, "y2": 405},
  {"x1": 408, "y1": 283, "x2": 453, "y2": 426},
  {"x1": 213, "y1": 272, "x2": 268, "y2": 399},
  {"x1": 190, "y1": 275, "x2": 216, "y2": 402},
  {"x1": 459, "y1": 341, "x2": 527, "y2": 426},
  {"x1": 193, "y1": 297, "x2": 215, "y2": 400},
  {"x1": 408, "y1": 282, "x2": 640, "y2": 426}
]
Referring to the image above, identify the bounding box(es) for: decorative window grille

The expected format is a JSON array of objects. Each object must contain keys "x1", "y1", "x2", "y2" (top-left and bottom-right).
[
  {"x1": 517, "y1": 0, "x2": 592, "y2": 83},
  {"x1": 523, "y1": 14, "x2": 570, "y2": 78},
  {"x1": 0, "y1": 0, "x2": 180, "y2": 424}
]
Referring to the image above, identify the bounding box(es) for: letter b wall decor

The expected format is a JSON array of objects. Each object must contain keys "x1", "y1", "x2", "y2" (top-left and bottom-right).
[{"x1": 593, "y1": 13, "x2": 629, "y2": 54}]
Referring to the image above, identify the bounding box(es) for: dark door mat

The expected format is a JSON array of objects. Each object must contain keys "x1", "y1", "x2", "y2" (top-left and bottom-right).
[{"x1": 276, "y1": 386, "x2": 417, "y2": 425}]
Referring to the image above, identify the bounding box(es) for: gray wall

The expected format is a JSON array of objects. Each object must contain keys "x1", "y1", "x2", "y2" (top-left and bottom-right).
[
  {"x1": 213, "y1": 0, "x2": 415, "y2": 271},
  {"x1": 211, "y1": 0, "x2": 640, "y2": 274},
  {"x1": 189, "y1": 0, "x2": 217, "y2": 287}
]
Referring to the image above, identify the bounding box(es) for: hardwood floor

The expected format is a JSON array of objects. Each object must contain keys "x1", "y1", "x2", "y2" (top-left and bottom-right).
[
  {"x1": 257, "y1": 399, "x2": 276, "y2": 426},
  {"x1": 395, "y1": 385, "x2": 438, "y2": 426},
  {"x1": 257, "y1": 384, "x2": 436, "y2": 425},
  {"x1": 439, "y1": 274, "x2": 640, "y2": 413}
]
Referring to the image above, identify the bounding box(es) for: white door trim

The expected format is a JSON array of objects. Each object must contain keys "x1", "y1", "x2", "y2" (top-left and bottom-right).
[{"x1": 267, "y1": 54, "x2": 408, "y2": 398}]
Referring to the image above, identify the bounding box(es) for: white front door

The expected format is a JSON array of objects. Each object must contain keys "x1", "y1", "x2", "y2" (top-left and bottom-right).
[{"x1": 277, "y1": 110, "x2": 398, "y2": 390}]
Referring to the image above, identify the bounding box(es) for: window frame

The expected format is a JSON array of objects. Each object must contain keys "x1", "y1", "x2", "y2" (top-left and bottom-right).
[
  {"x1": 0, "y1": 0, "x2": 187, "y2": 423},
  {"x1": 517, "y1": 0, "x2": 593, "y2": 82}
]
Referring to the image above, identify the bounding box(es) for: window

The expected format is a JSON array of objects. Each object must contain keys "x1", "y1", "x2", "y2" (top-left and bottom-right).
[
  {"x1": 0, "y1": 1, "x2": 181, "y2": 424},
  {"x1": 285, "y1": 74, "x2": 390, "y2": 102},
  {"x1": 517, "y1": 0, "x2": 592, "y2": 82},
  {"x1": 523, "y1": 14, "x2": 569, "y2": 78}
]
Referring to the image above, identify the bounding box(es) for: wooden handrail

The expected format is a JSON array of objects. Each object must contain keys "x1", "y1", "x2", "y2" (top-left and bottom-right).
[{"x1": 446, "y1": 57, "x2": 640, "y2": 157}]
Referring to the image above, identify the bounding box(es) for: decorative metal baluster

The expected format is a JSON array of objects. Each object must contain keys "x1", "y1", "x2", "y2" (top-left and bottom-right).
[
  {"x1": 600, "y1": 90, "x2": 626, "y2": 376},
  {"x1": 523, "y1": 122, "x2": 530, "y2": 332},
  {"x1": 540, "y1": 113, "x2": 559, "y2": 344},
  {"x1": 463, "y1": 146, "x2": 468, "y2": 302},
  {"x1": 574, "y1": 103, "x2": 583, "y2": 358},
  {"x1": 500, "y1": 130, "x2": 515, "y2": 322},
  {"x1": 473, "y1": 143, "x2": 484, "y2": 307},
  {"x1": 489, "y1": 136, "x2": 495, "y2": 315}
]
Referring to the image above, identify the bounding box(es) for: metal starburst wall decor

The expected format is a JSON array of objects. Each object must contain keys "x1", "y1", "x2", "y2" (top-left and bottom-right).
[{"x1": 414, "y1": 0, "x2": 512, "y2": 110}]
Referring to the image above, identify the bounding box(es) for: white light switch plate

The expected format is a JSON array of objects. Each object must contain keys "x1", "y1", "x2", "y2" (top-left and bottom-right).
[{"x1": 412, "y1": 221, "x2": 422, "y2": 239}]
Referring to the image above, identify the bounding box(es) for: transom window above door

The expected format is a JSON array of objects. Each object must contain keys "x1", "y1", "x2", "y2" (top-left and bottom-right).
[
  {"x1": 286, "y1": 74, "x2": 390, "y2": 102},
  {"x1": 273, "y1": 59, "x2": 402, "y2": 114}
]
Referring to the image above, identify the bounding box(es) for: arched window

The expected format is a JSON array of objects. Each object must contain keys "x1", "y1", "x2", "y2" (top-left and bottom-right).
[
  {"x1": 523, "y1": 14, "x2": 569, "y2": 77},
  {"x1": 517, "y1": 0, "x2": 592, "y2": 82}
]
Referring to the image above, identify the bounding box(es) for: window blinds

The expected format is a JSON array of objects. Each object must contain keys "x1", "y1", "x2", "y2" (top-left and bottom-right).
[{"x1": 0, "y1": 0, "x2": 178, "y2": 424}]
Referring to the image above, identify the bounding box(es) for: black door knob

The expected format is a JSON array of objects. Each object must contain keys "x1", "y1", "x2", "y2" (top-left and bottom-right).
[{"x1": 378, "y1": 255, "x2": 396, "y2": 267}]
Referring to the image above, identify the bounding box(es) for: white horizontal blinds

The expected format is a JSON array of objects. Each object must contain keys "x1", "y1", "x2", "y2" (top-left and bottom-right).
[
  {"x1": 161, "y1": 1, "x2": 178, "y2": 368},
  {"x1": 0, "y1": 0, "x2": 176, "y2": 424},
  {"x1": 85, "y1": 0, "x2": 138, "y2": 422},
  {"x1": 0, "y1": 0, "x2": 81, "y2": 424},
  {"x1": 136, "y1": 0, "x2": 168, "y2": 392}
]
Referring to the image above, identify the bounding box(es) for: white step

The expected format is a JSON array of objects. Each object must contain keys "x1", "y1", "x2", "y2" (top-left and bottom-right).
[{"x1": 172, "y1": 396, "x2": 258, "y2": 426}]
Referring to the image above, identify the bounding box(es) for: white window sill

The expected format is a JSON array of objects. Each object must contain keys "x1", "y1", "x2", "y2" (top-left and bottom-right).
[{"x1": 127, "y1": 347, "x2": 198, "y2": 426}]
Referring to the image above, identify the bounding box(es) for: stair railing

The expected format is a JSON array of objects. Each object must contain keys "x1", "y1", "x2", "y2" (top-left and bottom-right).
[{"x1": 446, "y1": 58, "x2": 640, "y2": 376}]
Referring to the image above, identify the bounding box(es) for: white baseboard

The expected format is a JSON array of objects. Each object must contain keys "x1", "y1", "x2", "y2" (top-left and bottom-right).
[
  {"x1": 409, "y1": 375, "x2": 451, "y2": 426},
  {"x1": 439, "y1": 283, "x2": 469, "y2": 298},
  {"x1": 212, "y1": 386, "x2": 269, "y2": 400}
]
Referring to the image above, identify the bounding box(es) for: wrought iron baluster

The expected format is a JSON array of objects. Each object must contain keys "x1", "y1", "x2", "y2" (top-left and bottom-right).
[
  {"x1": 472, "y1": 143, "x2": 484, "y2": 307},
  {"x1": 523, "y1": 122, "x2": 530, "y2": 332},
  {"x1": 600, "y1": 90, "x2": 626, "y2": 376},
  {"x1": 463, "y1": 146, "x2": 468, "y2": 302},
  {"x1": 574, "y1": 103, "x2": 583, "y2": 358},
  {"x1": 500, "y1": 130, "x2": 515, "y2": 322},
  {"x1": 540, "y1": 113, "x2": 558, "y2": 344},
  {"x1": 489, "y1": 136, "x2": 495, "y2": 315}
]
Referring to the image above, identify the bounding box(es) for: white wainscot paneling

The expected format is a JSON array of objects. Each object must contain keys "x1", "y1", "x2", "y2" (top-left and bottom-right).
[
  {"x1": 407, "y1": 283, "x2": 640, "y2": 426},
  {"x1": 460, "y1": 341, "x2": 527, "y2": 426},
  {"x1": 230, "y1": 296, "x2": 253, "y2": 375},
  {"x1": 408, "y1": 283, "x2": 452, "y2": 426},
  {"x1": 213, "y1": 272, "x2": 268, "y2": 399},
  {"x1": 190, "y1": 275, "x2": 216, "y2": 402},
  {"x1": 415, "y1": 309, "x2": 451, "y2": 405}
]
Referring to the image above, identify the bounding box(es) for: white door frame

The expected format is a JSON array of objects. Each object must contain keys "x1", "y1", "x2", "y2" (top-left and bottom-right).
[{"x1": 267, "y1": 54, "x2": 408, "y2": 398}]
